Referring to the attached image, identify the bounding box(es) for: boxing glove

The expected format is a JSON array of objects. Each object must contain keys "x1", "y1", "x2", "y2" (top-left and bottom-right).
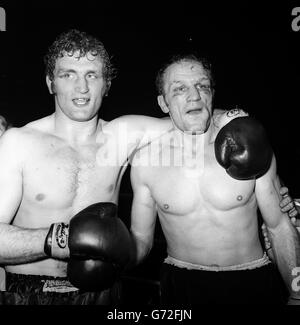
[
  {"x1": 44, "y1": 202, "x2": 135, "y2": 291},
  {"x1": 68, "y1": 202, "x2": 135, "y2": 291},
  {"x1": 214, "y1": 116, "x2": 273, "y2": 180},
  {"x1": 44, "y1": 222, "x2": 70, "y2": 259}
]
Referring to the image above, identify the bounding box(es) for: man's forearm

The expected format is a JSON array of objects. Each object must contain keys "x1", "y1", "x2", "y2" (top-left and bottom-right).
[
  {"x1": 269, "y1": 219, "x2": 300, "y2": 298},
  {"x1": 131, "y1": 232, "x2": 152, "y2": 266},
  {"x1": 0, "y1": 223, "x2": 48, "y2": 264}
]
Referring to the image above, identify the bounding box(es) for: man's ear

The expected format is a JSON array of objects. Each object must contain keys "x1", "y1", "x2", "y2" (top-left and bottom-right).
[
  {"x1": 104, "y1": 81, "x2": 111, "y2": 97},
  {"x1": 46, "y1": 75, "x2": 55, "y2": 94},
  {"x1": 157, "y1": 95, "x2": 169, "y2": 113}
]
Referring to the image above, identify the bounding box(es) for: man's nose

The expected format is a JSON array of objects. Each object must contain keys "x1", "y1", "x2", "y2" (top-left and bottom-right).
[
  {"x1": 75, "y1": 77, "x2": 89, "y2": 93},
  {"x1": 188, "y1": 86, "x2": 201, "y2": 101}
]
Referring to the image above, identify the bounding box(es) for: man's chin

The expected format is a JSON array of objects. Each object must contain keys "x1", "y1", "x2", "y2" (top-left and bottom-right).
[
  {"x1": 68, "y1": 111, "x2": 98, "y2": 122},
  {"x1": 171, "y1": 115, "x2": 211, "y2": 134},
  {"x1": 185, "y1": 128, "x2": 206, "y2": 135},
  {"x1": 172, "y1": 124, "x2": 207, "y2": 135},
  {"x1": 184, "y1": 122, "x2": 210, "y2": 134}
]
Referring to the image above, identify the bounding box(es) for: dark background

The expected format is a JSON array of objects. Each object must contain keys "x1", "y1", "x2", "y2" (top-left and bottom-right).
[{"x1": 0, "y1": 1, "x2": 300, "y2": 304}]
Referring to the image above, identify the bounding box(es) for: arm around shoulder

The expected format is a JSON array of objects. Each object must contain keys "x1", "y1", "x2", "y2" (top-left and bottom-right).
[{"x1": 102, "y1": 115, "x2": 172, "y2": 151}]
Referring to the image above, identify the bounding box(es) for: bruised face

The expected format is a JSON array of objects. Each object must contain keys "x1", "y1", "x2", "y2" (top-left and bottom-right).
[
  {"x1": 47, "y1": 51, "x2": 108, "y2": 122},
  {"x1": 158, "y1": 60, "x2": 213, "y2": 134}
]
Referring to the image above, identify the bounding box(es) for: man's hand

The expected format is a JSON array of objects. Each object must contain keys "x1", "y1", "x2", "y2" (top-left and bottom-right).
[
  {"x1": 279, "y1": 187, "x2": 300, "y2": 229},
  {"x1": 293, "y1": 199, "x2": 300, "y2": 229},
  {"x1": 261, "y1": 223, "x2": 275, "y2": 261}
]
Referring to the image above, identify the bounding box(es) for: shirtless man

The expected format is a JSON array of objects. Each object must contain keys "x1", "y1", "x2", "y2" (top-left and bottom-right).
[
  {"x1": 0, "y1": 29, "x2": 172, "y2": 305},
  {"x1": 130, "y1": 54, "x2": 300, "y2": 305},
  {"x1": 0, "y1": 31, "x2": 295, "y2": 304}
]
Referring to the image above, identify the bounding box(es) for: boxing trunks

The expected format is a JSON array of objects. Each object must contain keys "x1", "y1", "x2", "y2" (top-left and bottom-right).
[
  {"x1": 160, "y1": 253, "x2": 288, "y2": 305},
  {"x1": 0, "y1": 272, "x2": 122, "y2": 305}
]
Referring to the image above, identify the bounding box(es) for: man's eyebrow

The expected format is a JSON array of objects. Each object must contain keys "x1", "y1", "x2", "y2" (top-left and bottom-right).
[
  {"x1": 57, "y1": 68, "x2": 76, "y2": 74},
  {"x1": 85, "y1": 70, "x2": 100, "y2": 74},
  {"x1": 170, "y1": 81, "x2": 183, "y2": 86},
  {"x1": 57, "y1": 68, "x2": 100, "y2": 74},
  {"x1": 196, "y1": 76, "x2": 210, "y2": 82},
  {"x1": 170, "y1": 77, "x2": 210, "y2": 86}
]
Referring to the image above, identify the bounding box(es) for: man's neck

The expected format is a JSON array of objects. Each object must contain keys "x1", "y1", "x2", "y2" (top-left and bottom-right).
[
  {"x1": 172, "y1": 122, "x2": 215, "y2": 148},
  {"x1": 53, "y1": 112, "x2": 101, "y2": 145}
]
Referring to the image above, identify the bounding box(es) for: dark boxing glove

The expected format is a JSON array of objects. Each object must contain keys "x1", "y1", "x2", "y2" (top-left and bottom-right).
[
  {"x1": 214, "y1": 116, "x2": 273, "y2": 180},
  {"x1": 44, "y1": 202, "x2": 135, "y2": 291},
  {"x1": 67, "y1": 202, "x2": 135, "y2": 291}
]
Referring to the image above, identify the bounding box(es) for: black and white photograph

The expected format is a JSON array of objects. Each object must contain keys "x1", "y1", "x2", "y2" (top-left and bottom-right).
[{"x1": 0, "y1": 0, "x2": 299, "y2": 317}]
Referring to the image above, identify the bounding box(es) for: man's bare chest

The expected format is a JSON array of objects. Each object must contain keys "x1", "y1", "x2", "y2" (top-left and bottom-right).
[
  {"x1": 22, "y1": 142, "x2": 126, "y2": 207},
  {"x1": 147, "y1": 154, "x2": 255, "y2": 215}
]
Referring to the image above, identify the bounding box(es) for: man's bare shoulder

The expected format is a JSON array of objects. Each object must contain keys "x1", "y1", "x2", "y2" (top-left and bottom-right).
[
  {"x1": 0, "y1": 127, "x2": 43, "y2": 170},
  {"x1": 0, "y1": 127, "x2": 22, "y2": 143},
  {"x1": 24, "y1": 114, "x2": 54, "y2": 133},
  {"x1": 213, "y1": 108, "x2": 249, "y2": 129},
  {"x1": 0, "y1": 115, "x2": 54, "y2": 149},
  {"x1": 0, "y1": 127, "x2": 28, "y2": 158}
]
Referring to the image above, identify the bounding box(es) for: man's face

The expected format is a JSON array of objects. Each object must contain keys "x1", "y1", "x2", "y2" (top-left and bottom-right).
[
  {"x1": 47, "y1": 51, "x2": 107, "y2": 122},
  {"x1": 158, "y1": 60, "x2": 213, "y2": 134}
]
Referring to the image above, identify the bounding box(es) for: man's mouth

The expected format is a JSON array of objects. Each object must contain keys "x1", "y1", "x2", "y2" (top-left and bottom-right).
[
  {"x1": 72, "y1": 98, "x2": 90, "y2": 106},
  {"x1": 186, "y1": 108, "x2": 203, "y2": 115}
]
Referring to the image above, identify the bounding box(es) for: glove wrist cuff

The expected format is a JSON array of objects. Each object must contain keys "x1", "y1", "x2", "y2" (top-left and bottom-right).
[
  {"x1": 44, "y1": 223, "x2": 70, "y2": 259},
  {"x1": 44, "y1": 223, "x2": 55, "y2": 256}
]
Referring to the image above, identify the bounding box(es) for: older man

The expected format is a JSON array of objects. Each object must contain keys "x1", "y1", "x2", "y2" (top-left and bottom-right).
[{"x1": 130, "y1": 54, "x2": 300, "y2": 305}]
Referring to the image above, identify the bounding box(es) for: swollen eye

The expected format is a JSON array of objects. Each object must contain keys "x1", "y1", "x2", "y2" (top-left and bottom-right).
[{"x1": 197, "y1": 84, "x2": 211, "y2": 91}]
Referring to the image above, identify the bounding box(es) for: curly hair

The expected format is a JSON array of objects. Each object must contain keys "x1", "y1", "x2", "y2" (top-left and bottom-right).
[
  {"x1": 44, "y1": 29, "x2": 116, "y2": 85},
  {"x1": 155, "y1": 54, "x2": 215, "y2": 96}
]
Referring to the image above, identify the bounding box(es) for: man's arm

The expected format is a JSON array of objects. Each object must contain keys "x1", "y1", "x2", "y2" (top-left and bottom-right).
[
  {"x1": 101, "y1": 115, "x2": 173, "y2": 154},
  {"x1": 262, "y1": 186, "x2": 300, "y2": 259},
  {"x1": 130, "y1": 165, "x2": 157, "y2": 265},
  {"x1": 0, "y1": 128, "x2": 48, "y2": 264},
  {"x1": 255, "y1": 155, "x2": 300, "y2": 301}
]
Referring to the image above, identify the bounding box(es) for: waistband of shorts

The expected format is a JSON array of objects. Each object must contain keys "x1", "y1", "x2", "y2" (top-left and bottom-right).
[
  {"x1": 163, "y1": 252, "x2": 271, "y2": 271},
  {"x1": 6, "y1": 272, "x2": 79, "y2": 293}
]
